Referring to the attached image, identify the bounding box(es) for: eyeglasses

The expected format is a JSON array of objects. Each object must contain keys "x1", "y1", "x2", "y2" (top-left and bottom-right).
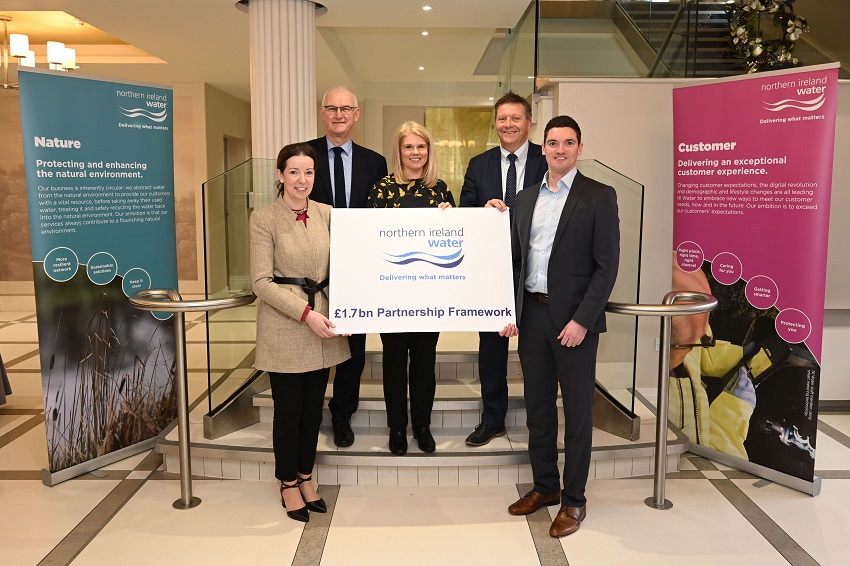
[
  {"x1": 322, "y1": 105, "x2": 357, "y2": 115},
  {"x1": 670, "y1": 334, "x2": 716, "y2": 350}
]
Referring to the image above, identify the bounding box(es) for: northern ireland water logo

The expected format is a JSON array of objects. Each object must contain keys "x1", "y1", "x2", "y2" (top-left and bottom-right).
[
  {"x1": 383, "y1": 248, "x2": 464, "y2": 268},
  {"x1": 118, "y1": 106, "x2": 168, "y2": 122},
  {"x1": 762, "y1": 93, "x2": 825, "y2": 113}
]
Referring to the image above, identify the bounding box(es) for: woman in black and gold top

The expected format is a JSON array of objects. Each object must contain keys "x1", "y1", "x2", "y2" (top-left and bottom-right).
[{"x1": 368, "y1": 121, "x2": 454, "y2": 456}]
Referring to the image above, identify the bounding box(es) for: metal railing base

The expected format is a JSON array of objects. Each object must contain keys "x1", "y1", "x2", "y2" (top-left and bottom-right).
[
  {"x1": 645, "y1": 496, "x2": 673, "y2": 510},
  {"x1": 174, "y1": 497, "x2": 202, "y2": 510}
]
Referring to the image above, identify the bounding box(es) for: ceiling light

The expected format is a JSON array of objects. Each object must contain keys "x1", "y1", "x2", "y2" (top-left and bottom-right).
[
  {"x1": 527, "y1": 76, "x2": 534, "y2": 79},
  {"x1": 488, "y1": 97, "x2": 494, "y2": 101},
  {"x1": 422, "y1": 5, "x2": 432, "y2": 11},
  {"x1": 418, "y1": 66, "x2": 425, "y2": 71},
  {"x1": 1, "y1": 15, "x2": 82, "y2": 89},
  {"x1": 421, "y1": 31, "x2": 429, "y2": 36},
  {"x1": 72, "y1": 19, "x2": 85, "y2": 27}
]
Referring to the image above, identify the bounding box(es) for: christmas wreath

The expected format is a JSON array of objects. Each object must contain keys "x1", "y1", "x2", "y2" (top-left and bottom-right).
[{"x1": 728, "y1": 0, "x2": 808, "y2": 73}]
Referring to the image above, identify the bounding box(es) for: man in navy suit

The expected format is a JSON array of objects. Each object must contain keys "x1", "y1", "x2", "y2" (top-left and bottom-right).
[
  {"x1": 460, "y1": 92, "x2": 547, "y2": 447},
  {"x1": 497, "y1": 115, "x2": 619, "y2": 538},
  {"x1": 307, "y1": 86, "x2": 388, "y2": 447}
]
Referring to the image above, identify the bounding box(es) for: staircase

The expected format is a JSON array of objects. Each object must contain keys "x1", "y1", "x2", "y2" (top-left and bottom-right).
[
  {"x1": 156, "y1": 342, "x2": 687, "y2": 486},
  {"x1": 619, "y1": 1, "x2": 747, "y2": 77}
]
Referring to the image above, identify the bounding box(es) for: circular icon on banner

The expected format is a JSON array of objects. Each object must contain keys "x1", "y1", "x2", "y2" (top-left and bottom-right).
[
  {"x1": 746, "y1": 275, "x2": 779, "y2": 310},
  {"x1": 676, "y1": 241, "x2": 704, "y2": 272},
  {"x1": 86, "y1": 252, "x2": 118, "y2": 286},
  {"x1": 775, "y1": 308, "x2": 811, "y2": 344},
  {"x1": 711, "y1": 252, "x2": 742, "y2": 285},
  {"x1": 122, "y1": 267, "x2": 151, "y2": 298},
  {"x1": 43, "y1": 247, "x2": 79, "y2": 282}
]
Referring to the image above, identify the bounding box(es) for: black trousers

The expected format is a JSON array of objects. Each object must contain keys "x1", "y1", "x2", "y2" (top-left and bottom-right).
[
  {"x1": 478, "y1": 331, "x2": 509, "y2": 427},
  {"x1": 269, "y1": 369, "x2": 330, "y2": 482},
  {"x1": 328, "y1": 333, "x2": 366, "y2": 422},
  {"x1": 518, "y1": 296, "x2": 598, "y2": 507},
  {"x1": 380, "y1": 332, "x2": 439, "y2": 431}
]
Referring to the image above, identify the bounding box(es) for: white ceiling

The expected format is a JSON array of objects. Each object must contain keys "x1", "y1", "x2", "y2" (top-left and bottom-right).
[{"x1": 2, "y1": 0, "x2": 534, "y2": 104}]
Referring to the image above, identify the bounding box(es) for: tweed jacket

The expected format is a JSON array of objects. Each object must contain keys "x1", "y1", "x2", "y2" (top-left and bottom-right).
[{"x1": 250, "y1": 197, "x2": 350, "y2": 373}]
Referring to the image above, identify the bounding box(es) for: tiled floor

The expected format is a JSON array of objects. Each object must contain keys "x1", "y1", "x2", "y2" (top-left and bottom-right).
[{"x1": 2, "y1": 310, "x2": 849, "y2": 565}]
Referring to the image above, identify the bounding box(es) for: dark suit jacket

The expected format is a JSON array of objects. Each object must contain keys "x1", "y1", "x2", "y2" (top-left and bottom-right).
[
  {"x1": 307, "y1": 137, "x2": 388, "y2": 209},
  {"x1": 511, "y1": 169, "x2": 620, "y2": 334},
  {"x1": 459, "y1": 142, "x2": 547, "y2": 207}
]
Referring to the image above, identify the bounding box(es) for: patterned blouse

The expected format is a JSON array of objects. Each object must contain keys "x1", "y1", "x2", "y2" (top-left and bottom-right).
[{"x1": 367, "y1": 174, "x2": 456, "y2": 208}]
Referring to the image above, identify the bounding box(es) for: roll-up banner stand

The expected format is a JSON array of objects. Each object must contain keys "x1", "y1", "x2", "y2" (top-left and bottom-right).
[
  {"x1": 671, "y1": 63, "x2": 839, "y2": 496},
  {"x1": 18, "y1": 68, "x2": 178, "y2": 486}
]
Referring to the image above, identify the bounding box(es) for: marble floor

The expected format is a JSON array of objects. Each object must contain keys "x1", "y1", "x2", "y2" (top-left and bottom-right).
[{"x1": 2, "y1": 310, "x2": 849, "y2": 565}]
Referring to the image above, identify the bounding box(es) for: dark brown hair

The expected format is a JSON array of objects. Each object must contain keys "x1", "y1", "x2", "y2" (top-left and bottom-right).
[
  {"x1": 494, "y1": 91, "x2": 532, "y2": 120},
  {"x1": 275, "y1": 143, "x2": 317, "y2": 196}
]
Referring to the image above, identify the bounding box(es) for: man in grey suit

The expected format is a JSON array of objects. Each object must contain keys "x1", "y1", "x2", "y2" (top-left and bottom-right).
[
  {"x1": 460, "y1": 91, "x2": 547, "y2": 447},
  {"x1": 307, "y1": 86, "x2": 388, "y2": 447},
  {"x1": 497, "y1": 115, "x2": 619, "y2": 538}
]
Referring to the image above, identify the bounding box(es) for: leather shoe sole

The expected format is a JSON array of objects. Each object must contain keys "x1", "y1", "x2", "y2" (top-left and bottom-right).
[
  {"x1": 507, "y1": 490, "x2": 561, "y2": 515},
  {"x1": 549, "y1": 505, "x2": 586, "y2": 538}
]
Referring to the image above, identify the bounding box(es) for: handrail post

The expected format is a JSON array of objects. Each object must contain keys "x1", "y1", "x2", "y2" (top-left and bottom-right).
[
  {"x1": 130, "y1": 288, "x2": 256, "y2": 510},
  {"x1": 169, "y1": 290, "x2": 200, "y2": 510},
  {"x1": 645, "y1": 292, "x2": 676, "y2": 510},
  {"x1": 605, "y1": 291, "x2": 717, "y2": 510}
]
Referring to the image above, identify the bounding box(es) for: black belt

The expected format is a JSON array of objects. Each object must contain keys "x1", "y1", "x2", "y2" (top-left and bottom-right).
[
  {"x1": 525, "y1": 290, "x2": 549, "y2": 304},
  {"x1": 273, "y1": 277, "x2": 328, "y2": 309}
]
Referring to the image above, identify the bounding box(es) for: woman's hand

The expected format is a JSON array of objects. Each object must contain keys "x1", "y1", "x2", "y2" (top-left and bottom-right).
[
  {"x1": 438, "y1": 201, "x2": 452, "y2": 210},
  {"x1": 499, "y1": 323, "x2": 518, "y2": 337},
  {"x1": 305, "y1": 310, "x2": 338, "y2": 338},
  {"x1": 485, "y1": 198, "x2": 508, "y2": 212}
]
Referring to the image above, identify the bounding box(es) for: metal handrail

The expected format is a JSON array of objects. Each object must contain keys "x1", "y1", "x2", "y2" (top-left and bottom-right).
[
  {"x1": 606, "y1": 290, "x2": 717, "y2": 509},
  {"x1": 647, "y1": 0, "x2": 691, "y2": 77},
  {"x1": 129, "y1": 288, "x2": 256, "y2": 509}
]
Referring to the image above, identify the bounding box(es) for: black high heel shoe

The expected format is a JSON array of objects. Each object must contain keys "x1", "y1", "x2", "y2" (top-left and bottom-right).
[
  {"x1": 280, "y1": 481, "x2": 309, "y2": 523},
  {"x1": 297, "y1": 475, "x2": 327, "y2": 513}
]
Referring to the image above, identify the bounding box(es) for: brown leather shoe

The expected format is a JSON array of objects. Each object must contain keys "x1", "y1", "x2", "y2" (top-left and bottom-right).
[
  {"x1": 507, "y1": 490, "x2": 561, "y2": 515},
  {"x1": 549, "y1": 505, "x2": 586, "y2": 538}
]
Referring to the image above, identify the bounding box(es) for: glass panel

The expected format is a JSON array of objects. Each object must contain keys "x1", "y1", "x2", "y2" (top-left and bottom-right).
[
  {"x1": 496, "y1": 0, "x2": 537, "y2": 98},
  {"x1": 578, "y1": 160, "x2": 644, "y2": 414},
  {"x1": 537, "y1": 15, "x2": 642, "y2": 78},
  {"x1": 201, "y1": 158, "x2": 275, "y2": 413}
]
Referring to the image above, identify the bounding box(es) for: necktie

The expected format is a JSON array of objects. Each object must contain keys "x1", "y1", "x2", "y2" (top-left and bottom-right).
[
  {"x1": 332, "y1": 146, "x2": 346, "y2": 208},
  {"x1": 505, "y1": 153, "x2": 517, "y2": 225}
]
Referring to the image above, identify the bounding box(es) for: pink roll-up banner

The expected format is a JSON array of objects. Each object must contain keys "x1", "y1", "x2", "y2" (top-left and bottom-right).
[{"x1": 671, "y1": 64, "x2": 838, "y2": 485}]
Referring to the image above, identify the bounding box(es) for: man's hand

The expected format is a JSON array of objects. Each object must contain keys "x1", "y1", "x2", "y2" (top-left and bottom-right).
[
  {"x1": 305, "y1": 310, "x2": 338, "y2": 338},
  {"x1": 485, "y1": 198, "x2": 508, "y2": 212},
  {"x1": 438, "y1": 201, "x2": 453, "y2": 209},
  {"x1": 499, "y1": 323, "x2": 518, "y2": 337},
  {"x1": 558, "y1": 320, "x2": 587, "y2": 347}
]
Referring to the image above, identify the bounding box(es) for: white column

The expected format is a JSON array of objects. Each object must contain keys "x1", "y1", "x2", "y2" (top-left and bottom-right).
[{"x1": 248, "y1": 0, "x2": 317, "y2": 159}]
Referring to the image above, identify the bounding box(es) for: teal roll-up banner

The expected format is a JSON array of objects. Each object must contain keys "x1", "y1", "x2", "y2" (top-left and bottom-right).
[{"x1": 18, "y1": 68, "x2": 178, "y2": 480}]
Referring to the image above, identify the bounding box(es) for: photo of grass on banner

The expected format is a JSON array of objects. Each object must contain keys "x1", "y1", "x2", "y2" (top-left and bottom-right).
[
  {"x1": 18, "y1": 69, "x2": 178, "y2": 476},
  {"x1": 671, "y1": 64, "x2": 838, "y2": 482}
]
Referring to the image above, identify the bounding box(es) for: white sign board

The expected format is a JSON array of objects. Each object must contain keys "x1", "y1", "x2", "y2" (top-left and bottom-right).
[{"x1": 329, "y1": 208, "x2": 516, "y2": 333}]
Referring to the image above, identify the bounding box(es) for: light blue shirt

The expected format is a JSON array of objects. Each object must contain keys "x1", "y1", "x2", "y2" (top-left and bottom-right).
[
  {"x1": 326, "y1": 138, "x2": 353, "y2": 207},
  {"x1": 525, "y1": 168, "x2": 579, "y2": 294}
]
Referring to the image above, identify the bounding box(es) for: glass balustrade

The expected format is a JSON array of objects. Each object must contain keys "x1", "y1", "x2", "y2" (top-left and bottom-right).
[{"x1": 201, "y1": 158, "x2": 275, "y2": 414}]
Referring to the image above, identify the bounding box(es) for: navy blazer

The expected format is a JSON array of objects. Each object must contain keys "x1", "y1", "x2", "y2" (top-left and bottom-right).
[
  {"x1": 307, "y1": 137, "x2": 388, "y2": 209},
  {"x1": 459, "y1": 142, "x2": 547, "y2": 207},
  {"x1": 511, "y1": 169, "x2": 620, "y2": 334}
]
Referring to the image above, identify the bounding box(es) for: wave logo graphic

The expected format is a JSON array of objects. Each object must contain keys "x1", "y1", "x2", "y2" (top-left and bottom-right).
[
  {"x1": 118, "y1": 107, "x2": 169, "y2": 123},
  {"x1": 383, "y1": 248, "x2": 464, "y2": 268},
  {"x1": 762, "y1": 93, "x2": 825, "y2": 113}
]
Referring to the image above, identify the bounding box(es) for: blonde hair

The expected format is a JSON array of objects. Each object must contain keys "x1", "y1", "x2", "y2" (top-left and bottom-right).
[{"x1": 391, "y1": 121, "x2": 439, "y2": 188}]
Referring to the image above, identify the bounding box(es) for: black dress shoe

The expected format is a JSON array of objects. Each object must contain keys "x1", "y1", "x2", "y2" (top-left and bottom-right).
[
  {"x1": 465, "y1": 423, "x2": 507, "y2": 446},
  {"x1": 389, "y1": 429, "x2": 408, "y2": 455},
  {"x1": 280, "y1": 482, "x2": 309, "y2": 523},
  {"x1": 297, "y1": 475, "x2": 327, "y2": 513},
  {"x1": 332, "y1": 418, "x2": 355, "y2": 447},
  {"x1": 413, "y1": 426, "x2": 436, "y2": 453}
]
